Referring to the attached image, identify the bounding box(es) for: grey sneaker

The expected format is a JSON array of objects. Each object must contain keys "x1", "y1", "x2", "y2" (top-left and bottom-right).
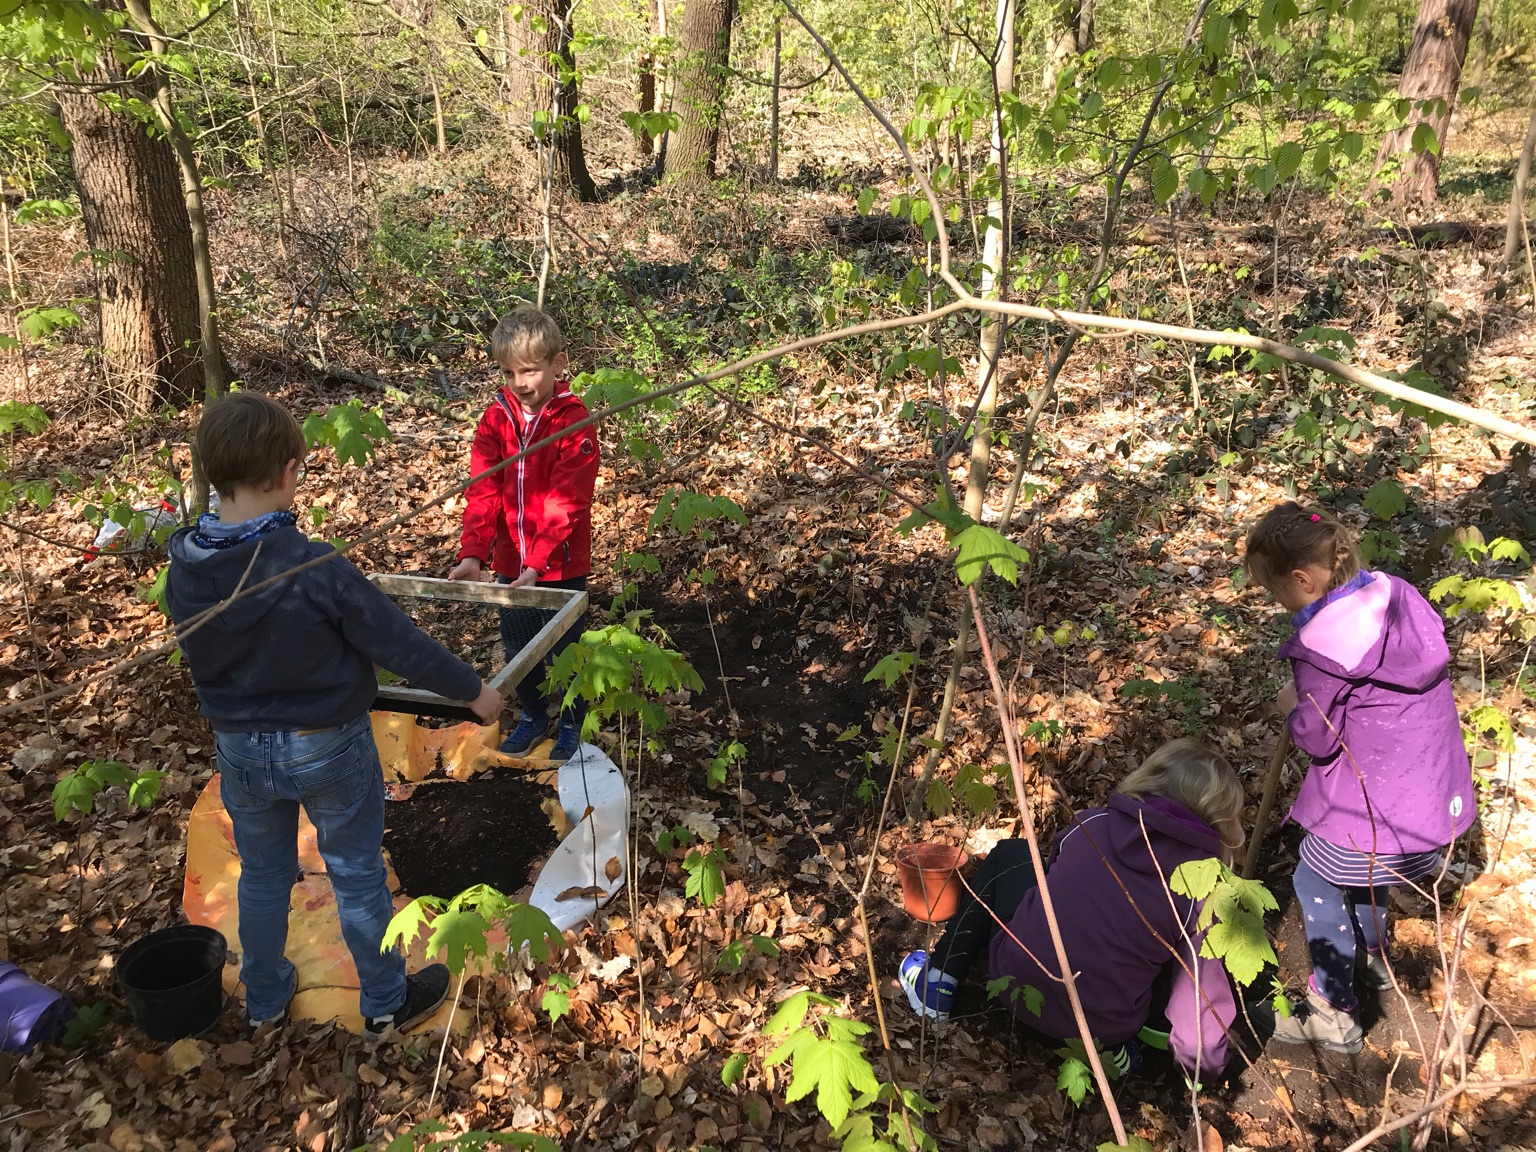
[
  {"x1": 1272, "y1": 987, "x2": 1363, "y2": 1054},
  {"x1": 1359, "y1": 950, "x2": 1396, "y2": 991}
]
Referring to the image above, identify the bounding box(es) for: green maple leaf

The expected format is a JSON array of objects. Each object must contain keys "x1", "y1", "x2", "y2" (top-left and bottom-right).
[
  {"x1": 1465, "y1": 704, "x2": 1515, "y2": 753},
  {"x1": 951, "y1": 523, "x2": 1030, "y2": 587},
  {"x1": 833, "y1": 1113, "x2": 898, "y2": 1152},
  {"x1": 52, "y1": 770, "x2": 100, "y2": 822},
  {"x1": 717, "y1": 939, "x2": 748, "y2": 971},
  {"x1": 721, "y1": 1052, "x2": 749, "y2": 1087},
  {"x1": 380, "y1": 895, "x2": 445, "y2": 956},
  {"x1": 863, "y1": 650, "x2": 914, "y2": 688},
  {"x1": 1362, "y1": 479, "x2": 1407, "y2": 521},
  {"x1": 1200, "y1": 910, "x2": 1276, "y2": 986},
  {"x1": 1170, "y1": 857, "x2": 1222, "y2": 902},
  {"x1": 764, "y1": 991, "x2": 813, "y2": 1038},
  {"x1": 88, "y1": 760, "x2": 133, "y2": 789},
  {"x1": 1490, "y1": 537, "x2": 1530, "y2": 565},
  {"x1": 780, "y1": 1033, "x2": 880, "y2": 1131},
  {"x1": 1428, "y1": 575, "x2": 1464, "y2": 604},
  {"x1": 542, "y1": 973, "x2": 575, "y2": 1026},
  {"x1": 683, "y1": 847, "x2": 725, "y2": 908},
  {"x1": 1057, "y1": 1055, "x2": 1093, "y2": 1105},
  {"x1": 1022, "y1": 984, "x2": 1045, "y2": 1018},
  {"x1": 924, "y1": 777, "x2": 954, "y2": 817},
  {"x1": 823, "y1": 1016, "x2": 872, "y2": 1042},
  {"x1": 505, "y1": 902, "x2": 564, "y2": 964},
  {"x1": 127, "y1": 769, "x2": 166, "y2": 809},
  {"x1": 427, "y1": 906, "x2": 492, "y2": 973},
  {"x1": 1099, "y1": 1139, "x2": 1155, "y2": 1152}
]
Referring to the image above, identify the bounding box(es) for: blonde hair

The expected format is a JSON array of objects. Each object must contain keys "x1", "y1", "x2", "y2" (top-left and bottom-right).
[
  {"x1": 1117, "y1": 738, "x2": 1245, "y2": 863},
  {"x1": 491, "y1": 305, "x2": 565, "y2": 367},
  {"x1": 1244, "y1": 501, "x2": 1360, "y2": 595}
]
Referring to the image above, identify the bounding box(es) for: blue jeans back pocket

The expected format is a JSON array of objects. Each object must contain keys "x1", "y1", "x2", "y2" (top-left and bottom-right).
[{"x1": 286, "y1": 731, "x2": 369, "y2": 813}]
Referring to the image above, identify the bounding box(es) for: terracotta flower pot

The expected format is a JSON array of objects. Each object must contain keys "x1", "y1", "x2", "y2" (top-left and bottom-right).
[{"x1": 895, "y1": 843, "x2": 971, "y2": 923}]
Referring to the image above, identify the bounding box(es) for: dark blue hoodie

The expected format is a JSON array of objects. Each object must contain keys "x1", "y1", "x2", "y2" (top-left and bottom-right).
[{"x1": 166, "y1": 524, "x2": 482, "y2": 732}]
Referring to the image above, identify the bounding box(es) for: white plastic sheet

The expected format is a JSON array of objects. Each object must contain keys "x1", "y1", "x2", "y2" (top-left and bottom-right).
[{"x1": 525, "y1": 743, "x2": 631, "y2": 938}]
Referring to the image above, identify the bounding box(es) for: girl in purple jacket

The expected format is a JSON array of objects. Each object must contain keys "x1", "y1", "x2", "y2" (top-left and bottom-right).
[
  {"x1": 899, "y1": 739, "x2": 1243, "y2": 1082},
  {"x1": 1245, "y1": 503, "x2": 1474, "y2": 1053}
]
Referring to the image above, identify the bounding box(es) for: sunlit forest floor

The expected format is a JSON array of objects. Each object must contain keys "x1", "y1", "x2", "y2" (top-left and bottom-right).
[{"x1": 3, "y1": 106, "x2": 1536, "y2": 1150}]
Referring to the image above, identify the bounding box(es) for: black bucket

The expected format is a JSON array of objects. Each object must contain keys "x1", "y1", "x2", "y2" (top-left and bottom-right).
[{"x1": 118, "y1": 924, "x2": 228, "y2": 1042}]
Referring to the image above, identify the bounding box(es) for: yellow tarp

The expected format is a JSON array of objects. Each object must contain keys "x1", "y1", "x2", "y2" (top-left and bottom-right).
[{"x1": 182, "y1": 714, "x2": 561, "y2": 1036}]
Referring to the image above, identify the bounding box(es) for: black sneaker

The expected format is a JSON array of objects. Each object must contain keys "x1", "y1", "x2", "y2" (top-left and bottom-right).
[{"x1": 363, "y1": 964, "x2": 450, "y2": 1041}]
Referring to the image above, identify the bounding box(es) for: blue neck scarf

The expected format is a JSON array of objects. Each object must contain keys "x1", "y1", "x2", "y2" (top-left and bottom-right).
[
  {"x1": 1292, "y1": 569, "x2": 1374, "y2": 630},
  {"x1": 191, "y1": 509, "x2": 296, "y2": 551}
]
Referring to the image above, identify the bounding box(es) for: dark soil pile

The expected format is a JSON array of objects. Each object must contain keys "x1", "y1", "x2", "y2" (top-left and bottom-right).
[{"x1": 383, "y1": 771, "x2": 560, "y2": 900}]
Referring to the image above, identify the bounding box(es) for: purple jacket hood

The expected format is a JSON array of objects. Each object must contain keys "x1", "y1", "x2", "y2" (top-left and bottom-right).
[
  {"x1": 1280, "y1": 572, "x2": 1474, "y2": 853},
  {"x1": 987, "y1": 793, "x2": 1236, "y2": 1077}
]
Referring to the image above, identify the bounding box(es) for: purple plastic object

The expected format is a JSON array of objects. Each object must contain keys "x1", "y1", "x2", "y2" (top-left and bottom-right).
[{"x1": 0, "y1": 961, "x2": 73, "y2": 1052}]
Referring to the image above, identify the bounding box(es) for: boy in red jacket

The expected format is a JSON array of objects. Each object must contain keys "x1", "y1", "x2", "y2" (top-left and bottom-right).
[{"x1": 449, "y1": 306, "x2": 600, "y2": 761}]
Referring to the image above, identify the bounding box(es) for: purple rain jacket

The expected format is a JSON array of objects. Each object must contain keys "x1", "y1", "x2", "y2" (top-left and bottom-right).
[
  {"x1": 987, "y1": 793, "x2": 1236, "y2": 1077},
  {"x1": 1281, "y1": 571, "x2": 1475, "y2": 854}
]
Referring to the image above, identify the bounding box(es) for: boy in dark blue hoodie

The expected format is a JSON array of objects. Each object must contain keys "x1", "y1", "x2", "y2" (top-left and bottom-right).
[{"x1": 167, "y1": 393, "x2": 503, "y2": 1038}]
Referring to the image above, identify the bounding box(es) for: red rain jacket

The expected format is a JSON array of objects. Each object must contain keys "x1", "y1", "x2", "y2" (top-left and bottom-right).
[{"x1": 457, "y1": 383, "x2": 599, "y2": 581}]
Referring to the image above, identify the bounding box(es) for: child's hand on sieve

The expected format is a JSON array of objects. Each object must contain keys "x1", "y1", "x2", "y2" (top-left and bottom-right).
[{"x1": 470, "y1": 682, "x2": 503, "y2": 723}]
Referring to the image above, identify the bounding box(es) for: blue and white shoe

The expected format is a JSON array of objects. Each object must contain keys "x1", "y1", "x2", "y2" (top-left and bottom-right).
[
  {"x1": 499, "y1": 713, "x2": 552, "y2": 756},
  {"x1": 1104, "y1": 1037, "x2": 1143, "y2": 1077},
  {"x1": 899, "y1": 951, "x2": 957, "y2": 1021},
  {"x1": 548, "y1": 718, "x2": 581, "y2": 763}
]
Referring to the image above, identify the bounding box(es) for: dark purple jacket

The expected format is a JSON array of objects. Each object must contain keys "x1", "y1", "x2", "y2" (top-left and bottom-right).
[
  {"x1": 1282, "y1": 572, "x2": 1474, "y2": 853},
  {"x1": 987, "y1": 793, "x2": 1235, "y2": 1076}
]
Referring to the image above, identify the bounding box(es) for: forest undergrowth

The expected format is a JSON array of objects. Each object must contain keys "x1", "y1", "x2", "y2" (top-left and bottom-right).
[{"x1": 3, "y1": 125, "x2": 1536, "y2": 1151}]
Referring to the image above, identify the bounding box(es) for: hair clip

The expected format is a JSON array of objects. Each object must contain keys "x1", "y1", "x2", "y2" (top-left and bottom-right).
[{"x1": 1308, "y1": 513, "x2": 1320, "y2": 522}]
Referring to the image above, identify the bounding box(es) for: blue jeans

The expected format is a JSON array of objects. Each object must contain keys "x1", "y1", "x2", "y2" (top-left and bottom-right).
[
  {"x1": 215, "y1": 715, "x2": 406, "y2": 1022},
  {"x1": 496, "y1": 574, "x2": 588, "y2": 727}
]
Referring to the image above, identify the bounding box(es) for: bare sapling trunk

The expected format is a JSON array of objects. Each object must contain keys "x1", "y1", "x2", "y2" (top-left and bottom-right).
[
  {"x1": 57, "y1": 54, "x2": 203, "y2": 413},
  {"x1": 1374, "y1": 0, "x2": 1481, "y2": 205},
  {"x1": 768, "y1": 15, "x2": 781, "y2": 180},
  {"x1": 123, "y1": 0, "x2": 229, "y2": 402},
  {"x1": 506, "y1": 0, "x2": 598, "y2": 201},
  {"x1": 1501, "y1": 94, "x2": 1536, "y2": 269},
  {"x1": 663, "y1": 0, "x2": 737, "y2": 183},
  {"x1": 909, "y1": 0, "x2": 1014, "y2": 819}
]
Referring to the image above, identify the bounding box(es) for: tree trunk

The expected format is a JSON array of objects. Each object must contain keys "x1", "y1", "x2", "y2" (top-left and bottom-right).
[
  {"x1": 1465, "y1": 0, "x2": 1495, "y2": 92},
  {"x1": 124, "y1": 0, "x2": 229, "y2": 401},
  {"x1": 1503, "y1": 97, "x2": 1536, "y2": 268},
  {"x1": 636, "y1": 49, "x2": 657, "y2": 158},
  {"x1": 1043, "y1": 0, "x2": 1093, "y2": 97},
  {"x1": 663, "y1": 0, "x2": 736, "y2": 184},
  {"x1": 57, "y1": 60, "x2": 202, "y2": 413},
  {"x1": 768, "y1": 16, "x2": 781, "y2": 180},
  {"x1": 506, "y1": 0, "x2": 598, "y2": 201},
  {"x1": 1374, "y1": 0, "x2": 1480, "y2": 205}
]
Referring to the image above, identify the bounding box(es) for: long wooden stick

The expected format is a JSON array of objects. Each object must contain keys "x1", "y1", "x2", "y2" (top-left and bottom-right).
[{"x1": 1242, "y1": 730, "x2": 1293, "y2": 880}]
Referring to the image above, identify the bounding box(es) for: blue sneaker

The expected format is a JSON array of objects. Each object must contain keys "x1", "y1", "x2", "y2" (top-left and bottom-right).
[
  {"x1": 1104, "y1": 1038, "x2": 1143, "y2": 1077},
  {"x1": 899, "y1": 951, "x2": 956, "y2": 1021},
  {"x1": 548, "y1": 718, "x2": 581, "y2": 763},
  {"x1": 499, "y1": 713, "x2": 552, "y2": 756}
]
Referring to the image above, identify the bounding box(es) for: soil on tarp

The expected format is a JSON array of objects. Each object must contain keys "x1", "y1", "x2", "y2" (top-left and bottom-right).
[{"x1": 383, "y1": 771, "x2": 561, "y2": 900}]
